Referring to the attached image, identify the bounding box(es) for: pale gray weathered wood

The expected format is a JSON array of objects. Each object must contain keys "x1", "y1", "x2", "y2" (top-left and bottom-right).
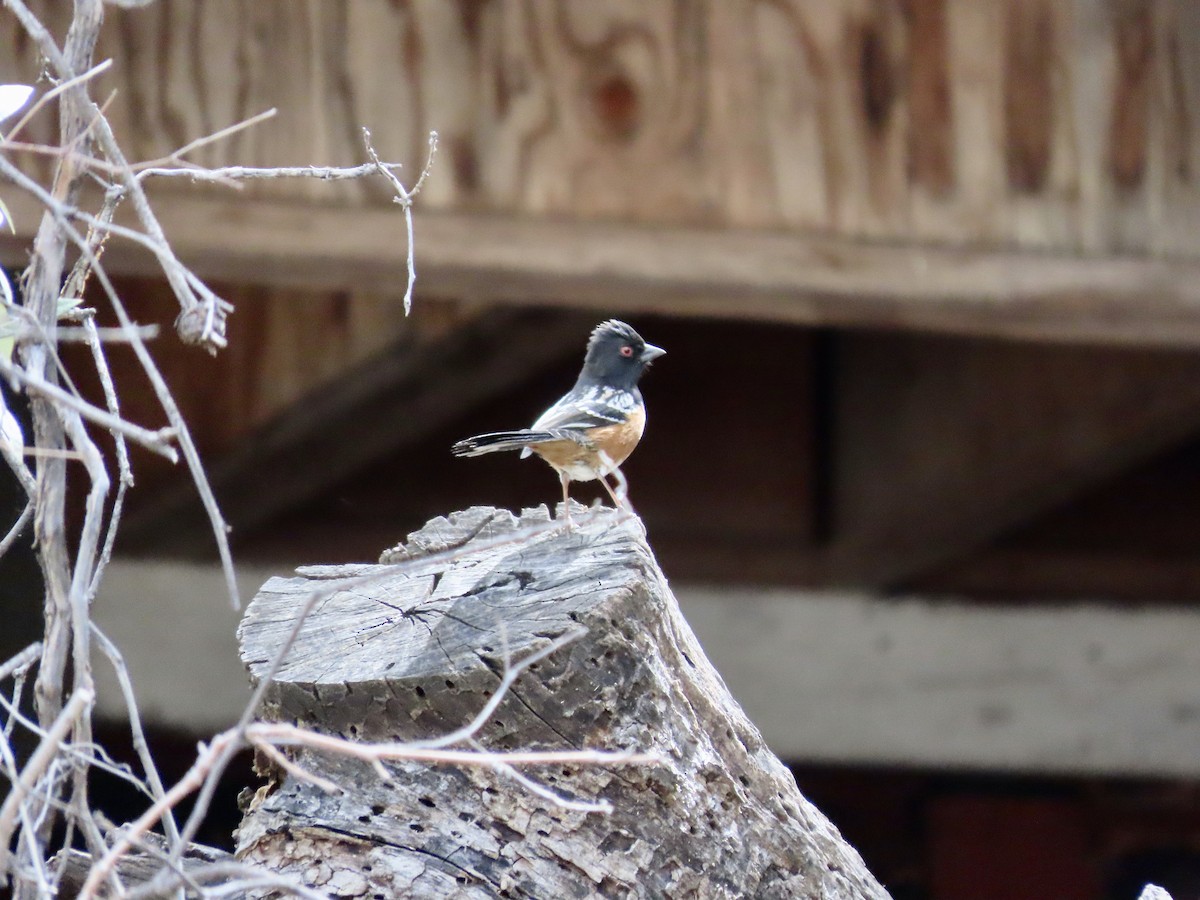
[{"x1": 235, "y1": 505, "x2": 890, "y2": 899}]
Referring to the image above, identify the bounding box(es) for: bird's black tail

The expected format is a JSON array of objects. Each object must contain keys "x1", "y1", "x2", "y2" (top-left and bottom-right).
[{"x1": 451, "y1": 430, "x2": 558, "y2": 457}]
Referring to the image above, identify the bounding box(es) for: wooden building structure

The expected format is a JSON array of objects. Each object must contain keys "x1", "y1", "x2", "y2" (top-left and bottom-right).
[{"x1": 5, "y1": 2, "x2": 1200, "y2": 897}]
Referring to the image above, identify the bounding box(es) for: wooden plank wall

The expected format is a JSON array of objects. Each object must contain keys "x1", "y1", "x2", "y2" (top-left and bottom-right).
[{"x1": 5, "y1": 0, "x2": 1199, "y2": 256}]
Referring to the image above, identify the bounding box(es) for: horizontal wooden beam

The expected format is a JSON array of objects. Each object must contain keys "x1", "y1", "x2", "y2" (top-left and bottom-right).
[
  {"x1": 93, "y1": 559, "x2": 1200, "y2": 777},
  {"x1": 93, "y1": 560, "x2": 261, "y2": 731},
  {"x1": 684, "y1": 588, "x2": 1200, "y2": 777},
  {"x1": 7, "y1": 190, "x2": 1200, "y2": 346}
]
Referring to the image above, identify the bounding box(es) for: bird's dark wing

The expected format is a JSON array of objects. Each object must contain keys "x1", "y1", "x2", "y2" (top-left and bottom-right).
[
  {"x1": 530, "y1": 385, "x2": 641, "y2": 432},
  {"x1": 452, "y1": 386, "x2": 643, "y2": 459}
]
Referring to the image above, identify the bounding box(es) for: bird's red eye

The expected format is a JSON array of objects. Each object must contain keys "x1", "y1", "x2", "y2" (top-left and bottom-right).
[{"x1": 620, "y1": 345, "x2": 634, "y2": 357}]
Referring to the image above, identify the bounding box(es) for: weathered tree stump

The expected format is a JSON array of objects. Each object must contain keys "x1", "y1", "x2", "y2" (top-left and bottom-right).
[{"x1": 235, "y1": 505, "x2": 890, "y2": 899}]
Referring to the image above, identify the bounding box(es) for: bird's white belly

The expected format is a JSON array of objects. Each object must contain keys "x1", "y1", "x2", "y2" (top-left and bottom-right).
[{"x1": 560, "y1": 460, "x2": 604, "y2": 481}]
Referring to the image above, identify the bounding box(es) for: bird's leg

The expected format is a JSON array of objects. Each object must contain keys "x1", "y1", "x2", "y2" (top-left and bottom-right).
[
  {"x1": 599, "y1": 474, "x2": 622, "y2": 508},
  {"x1": 560, "y1": 470, "x2": 573, "y2": 529},
  {"x1": 600, "y1": 464, "x2": 628, "y2": 509}
]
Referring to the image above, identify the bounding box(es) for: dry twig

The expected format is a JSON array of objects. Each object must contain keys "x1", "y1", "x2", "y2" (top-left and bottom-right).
[
  {"x1": 364, "y1": 127, "x2": 439, "y2": 314},
  {"x1": 0, "y1": 688, "x2": 94, "y2": 878}
]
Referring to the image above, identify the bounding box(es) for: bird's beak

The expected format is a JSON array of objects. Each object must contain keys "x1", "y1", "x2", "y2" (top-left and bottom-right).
[{"x1": 641, "y1": 343, "x2": 666, "y2": 363}]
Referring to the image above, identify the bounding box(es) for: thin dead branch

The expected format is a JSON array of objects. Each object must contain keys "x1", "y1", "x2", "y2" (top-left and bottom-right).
[
  {"x1": 363, "y1": 127, "x2": 439, "y2": 314},
  {"x1": 1, "y1": 58, "x2": 113, "y2": 144},
  {"x1": 79, "y1": 316, "x2": 132, "y2": 599},
  {"x1": 90, "y1": 626, "x2": 179, "y2": 845},
  {"x1": 0, "y1": 642, "x2": 42, "y2": 684},
  {"x1": 0, "y1": 687, "x2": 94, "y2": 880},
  {"x1": 0, "y1": 355, "x2": 178, "y2": 459},
  {"x1": 0, "y1": 501, "x2": 32, "y2": 558}
]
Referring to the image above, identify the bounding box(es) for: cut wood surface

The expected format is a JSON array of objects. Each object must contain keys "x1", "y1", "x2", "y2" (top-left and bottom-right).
[{"x1": 235, "y1": 505, "x2": 890, "y2": 899}]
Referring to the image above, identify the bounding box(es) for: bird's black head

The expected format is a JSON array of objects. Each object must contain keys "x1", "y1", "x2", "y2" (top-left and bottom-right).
[{"x1": 577, "y1": 320, "x2": 665, "y2": 389}]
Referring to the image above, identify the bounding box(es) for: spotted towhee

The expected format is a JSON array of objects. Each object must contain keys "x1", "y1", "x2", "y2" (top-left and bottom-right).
[{"x1": 452, "y1": 319, "x2": 664, "y2": 522}]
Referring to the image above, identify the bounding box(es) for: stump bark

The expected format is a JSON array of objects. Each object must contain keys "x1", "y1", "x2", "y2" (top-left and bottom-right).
[{"x1": 235, "y1": 505, "x2": 890, "y2": 899}]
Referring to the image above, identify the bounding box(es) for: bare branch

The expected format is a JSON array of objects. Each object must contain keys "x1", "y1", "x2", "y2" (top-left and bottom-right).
[
  {"x1": 91, "y1": 625, "x2": 180, "y2": 845},
  {"x1": 0, "y1": 151, "x2": 234, "y2": 353},
  {"x1": 60, "y1": 183, "x2": 120, "y2": 312},
  {"x1": 0, "y1": 642, "x2": 42, "y2": 684},
  {"x1": 103, "y1": 279, "x2": 242, "y2": 609},
  {"x1": 47, "y1": 387, "x2": 110, "y2": 881},
  {"x1": 1, "y1": 58, "x2": 113, "y2": 144},
  {"x1": 137, "y1": 160, "x2": 396, "y2": 183},
  {"x1": 0, "y1": 687, "x2": 94, "y2": 881},
  {"x1": 169, "y1": 579, "x2": 336, "y2": 862},
  {"x1": 0, "y1": 355, "x2": 178, "y2": 460},
  {"x1": 254, "y1": 743, "x2": 343, "y2": 796},
  {"x1": 0, "y1": 502, "x2": 32, "y2": 559},
  {"x1": 80, "y1": 719, "x2": 656, "y2": 900},
  {"x1": 362, "y1": 127, "x2": 438, "y2": 314},
  {"x1": 467, "y1": 739, "x2": 614, "y2": 815},
  {"x1": 1, "y1": 149, "x2": 241, "y2": 606},
  {"x1": 0, "y1": 733, "x2": 52, "y2": 897},
  {"x1": 77, "y1": 728, "x2": 239, "y2": 899},
  {"x1": 254, "y1": 724, "x2": 659, "y2": 769},
  {"x1": 0, "y1": 4, "x2": 445, "y2": 893},
  {"x1": 126, "y1": 860, "x2": 328, "y2": 900},
  {"x1": 0, "y1": 686, "x2": 164, "y2": 801},
  {"x1": 1, "y1": 0, "x2": 229, "y2": 351},
  {"x1": 93, "y1": 120, "x2": 229, "y2": 351},
  {"x1": 80, "y1": 316, "x2": 133, "y2": 600},
  {"x1": 55, "y1": 324, "x2": 160, "y2": 342},
  {"x1": 3, "y1": 670, "x2": 29, "y2": 744},
  {"x1": 132, "y1": 107, "x2": 277, "y2": 172}
]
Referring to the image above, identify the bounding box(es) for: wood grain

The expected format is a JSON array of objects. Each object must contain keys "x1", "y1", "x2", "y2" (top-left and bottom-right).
[{"x1": 3, "y1": 0, "x2": 1199, "y2": 254}]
